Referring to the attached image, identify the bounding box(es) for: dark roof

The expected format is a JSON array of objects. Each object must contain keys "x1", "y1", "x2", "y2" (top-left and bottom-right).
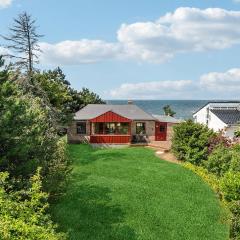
[
  {"x1": 152, "y1": 114, "x2": 183, "y2": 123},
  {"x1": 193, "y1": 101, "x2": 240, "y2": 115},
  {"x1": 211, "y1": 109, "x2": 240, "y2": 125},
  {"x1": 74, "y1": 104, "x2": 155, "y2": 120}
]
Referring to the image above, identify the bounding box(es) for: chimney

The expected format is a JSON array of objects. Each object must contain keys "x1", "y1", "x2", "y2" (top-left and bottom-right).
[{"x1": 128, "y1": 100, "x2": 133, "y2": 105}]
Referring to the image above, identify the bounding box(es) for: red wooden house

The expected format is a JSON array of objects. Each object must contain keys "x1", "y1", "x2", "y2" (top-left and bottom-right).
[{"x1": 67, "y1": 103, "x2": 181, "y2": 145}]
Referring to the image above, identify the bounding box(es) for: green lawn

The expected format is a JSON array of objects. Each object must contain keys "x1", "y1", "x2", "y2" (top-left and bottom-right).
[{"x1": 51, "y1": 145, "x2": 229, "y2": 240}]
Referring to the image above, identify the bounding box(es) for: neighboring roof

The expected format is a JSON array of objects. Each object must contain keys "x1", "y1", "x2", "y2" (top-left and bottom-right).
[
  {"x1": 74, "y1": 104, "x2": 155, "y2": 120},
  {"x1": 193, "y1": 101, "x2": 240, "y2": 115},
  {"x1": 152, "y1": 114, "x2": 183, "y2": 123},
  {"x1": 211, "y1": 109, "x2": 240, "y2": 125}
]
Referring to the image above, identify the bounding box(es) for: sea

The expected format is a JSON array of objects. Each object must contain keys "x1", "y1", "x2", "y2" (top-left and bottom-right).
[{"x1": 106, "y1": 100, "x2": 209, "y2": 120}]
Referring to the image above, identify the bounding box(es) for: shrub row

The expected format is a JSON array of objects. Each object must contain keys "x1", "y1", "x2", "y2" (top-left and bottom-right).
[
  {"x1": 172, "y1": 120, "x2": 240, "y2": 239},
  {"x1": 0, "y1": 169, "x2": 66, "y2": 239}
]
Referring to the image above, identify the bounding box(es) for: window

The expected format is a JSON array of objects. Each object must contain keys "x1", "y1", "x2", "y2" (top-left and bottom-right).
[
  {"x1": 136, "y1": 122, "x2": 146, "y2": 134},
  {"x1": 116, "y1": 123, "x2": 129, "y2": 134},
  {"x1": 105, "y1": 123, "x2": 116, "y2": 134},
  {"x1": 159, "y1": 125, "x2": 166, "y2": 132},
  {"x1": 94, "y1": 123, "x2": 104, "y2": 134},
  {"x1": 93, "y1": 122, "x2": 130, "y2": 135},
  {"x1": 76, "y1": 122, "x2": 86, "y2": 134}
]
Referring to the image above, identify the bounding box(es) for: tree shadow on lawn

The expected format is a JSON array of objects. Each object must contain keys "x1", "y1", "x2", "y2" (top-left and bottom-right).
[{"x1": 53, "y1": 182, "x2": 137, "y2": 240}]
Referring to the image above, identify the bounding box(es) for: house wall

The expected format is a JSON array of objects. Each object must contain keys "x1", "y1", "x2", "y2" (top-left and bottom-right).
[
  {"x1": 67, "y1": 120, "x2": 90, "y2": 143},
  {"x1": 131, "y1": 120, "x2": 155, "y2": 141},
  {"x1": 193, "y1": 106, "x2": 208, "y2": 125},
  {"x1": 193, "y1": 104, "x2": 227, "y2": 132},
  {"x1": 166, "y1": 123, "x2": 177, "y2": 141},
  {"x1": 67, "y1": 119, "x2": 176, "y2": 144}
]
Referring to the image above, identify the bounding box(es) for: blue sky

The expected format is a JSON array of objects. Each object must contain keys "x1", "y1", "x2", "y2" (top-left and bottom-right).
[{"x1": 1, "y1": 0, "x2": 240, "y2": 100}]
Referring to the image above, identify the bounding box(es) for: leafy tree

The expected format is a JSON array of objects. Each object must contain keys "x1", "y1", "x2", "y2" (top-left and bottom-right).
[
  {"x1": 2, "y1": 12, "x2": 43, "y2": 76},
  {"x1": 33, "y1": 68, "x2": 105, "y2": 127},
  {"x1": 78, "y1": 87, "x2": 105, "y2": 107},
  {"x1": 0, "y1": 169, "x2": 66, "y2": 239},
  {"x1": 0, "y1": 57, "x2": 69, "y2": 194},
  {"x1": 172, "y1": 120, "x2": 214, "y2": 165},
  {"x1": 33, "y1": 69, "x2": 73, "y2": 126},
  {"x1": 163, "y1": 105, "x2": 176, "y2": 117}
]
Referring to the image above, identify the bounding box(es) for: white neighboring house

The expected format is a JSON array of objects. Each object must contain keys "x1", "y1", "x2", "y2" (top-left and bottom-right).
[{"x1": 193, "y1": 102, "x2": 240, "y2": 139}]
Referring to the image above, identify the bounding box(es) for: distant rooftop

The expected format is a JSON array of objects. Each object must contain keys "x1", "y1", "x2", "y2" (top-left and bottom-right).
[
  {"x1": 211, "y1": 109, "x2": 240, "y2": 125},
  {"x1": 74, "y1": 104, "x2": 155, "y2": 121},
  {"x1": 152, "y1": 114, "x2": 183, "y2": 123},
  {"x1": 193, "y1": 101, "x2": 240, "y2": 115}
]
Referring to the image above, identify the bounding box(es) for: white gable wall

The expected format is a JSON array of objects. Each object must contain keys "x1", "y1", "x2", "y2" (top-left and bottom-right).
[{"x1": 193, "y1": 105, "x2": 208, "y2": 125}]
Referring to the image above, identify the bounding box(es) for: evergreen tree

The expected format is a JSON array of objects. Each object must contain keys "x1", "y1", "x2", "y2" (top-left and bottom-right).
[{"x1": 2, "y1": 12, "x2": 43, "y2": 77}]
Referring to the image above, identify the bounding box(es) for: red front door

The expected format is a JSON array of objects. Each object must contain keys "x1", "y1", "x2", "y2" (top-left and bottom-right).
[{"x1": 155, "y1": 122, "x2": 167, "y2": 141}]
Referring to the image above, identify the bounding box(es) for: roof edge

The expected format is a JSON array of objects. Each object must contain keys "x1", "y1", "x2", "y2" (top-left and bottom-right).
[
  {"x1": 209, "y1": 109, "x2": 229, "y2": 126},
  {"x1": 193, "y1": 101, "x2": 240, "y2": 116}
]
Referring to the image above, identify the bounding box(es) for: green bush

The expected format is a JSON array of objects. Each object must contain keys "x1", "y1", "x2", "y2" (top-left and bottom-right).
[
  {"x1": 228, "y1": 201, "x2": 240, "y2": 239},
  {"x1": 204, "y1": 146, "x2": 232, "y2": 177},
  {"x1": 0, "y1": 169, "x2": 66, "y2": 240},
  {"x1": 229, "y1": 145, "x2": 240, "y2": 173},
  {"x1": 220, "y1": 171, "x2": 240, "y2": 239},
  {"x1": 204, "y1": 144, "x2": 240, "y2": 178},
  {"x1": 220, "y1": 172, "x2": 240, "y2": 202},
  {"x1": 172, "y1": 120, "x2": 214, "y2": 165},
  {"x1": 43, "y1": 137, "x2": 71, "y2": 197},
  {"x1": 234, "y1": 129, "x2": 240, "y2": 138}
]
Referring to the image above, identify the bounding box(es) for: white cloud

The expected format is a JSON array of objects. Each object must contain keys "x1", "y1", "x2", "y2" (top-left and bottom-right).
[
  {"x1": 118, "y1": 7, "x2": 240, "y2": 62},
  {"x1": 40, "y1": 40, "x2": 121, "y2": 65},
  {"x1": 0, "y1": 0, "x2": 12, "y2": 8},
  {"x1": 200, "y1": 68, "x2": 240, "y2": 91},
  {"x1": 40, "y1": 7, "x2": 240, "y2": 65},
  {"x1": 109, "y1": 80, "x2": 193, "y2": 99},
  {"x1": 109, "y1": 67, "x2": 240, "y2": 99}
]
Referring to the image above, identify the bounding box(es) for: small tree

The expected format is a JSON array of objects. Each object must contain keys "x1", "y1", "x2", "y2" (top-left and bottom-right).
[
  {"x1": 2, "y1": 12, "x2": 43, "y2": 77},
  {"x1": 172, "y1": 120, "x2": 214, "y2": 165},
  {"x1": 163, "y1": 105, "x2": 176, "y2": 117}
]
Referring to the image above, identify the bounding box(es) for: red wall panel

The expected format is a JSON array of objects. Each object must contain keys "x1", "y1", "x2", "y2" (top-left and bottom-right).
[
  {"x1": 90, "y1": 111, "x2": 131, "y2": 123},
  {"x1": 90, "y1": 135, "x2": 131, "y2": 144}
]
